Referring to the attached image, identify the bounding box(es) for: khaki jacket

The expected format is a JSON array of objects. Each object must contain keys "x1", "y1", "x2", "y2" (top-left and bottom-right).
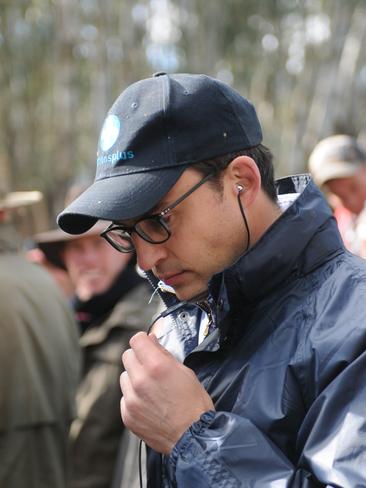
[
  {"x1": 69, "y1": 277, "x2": 161, "y2": 488},
  {"x1": 0, "y1": 227, "x2": 80, "y2": 488}
]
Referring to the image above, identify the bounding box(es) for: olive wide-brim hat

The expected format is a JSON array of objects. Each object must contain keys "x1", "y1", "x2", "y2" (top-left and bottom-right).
[{"x1": 57, "y1": 72, "x2": 262, "y2": 235}]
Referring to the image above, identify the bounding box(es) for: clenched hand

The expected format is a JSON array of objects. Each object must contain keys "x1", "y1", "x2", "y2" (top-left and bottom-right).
[{"x1": 120, "y1": 331, "x2": 214, "y2": 454}]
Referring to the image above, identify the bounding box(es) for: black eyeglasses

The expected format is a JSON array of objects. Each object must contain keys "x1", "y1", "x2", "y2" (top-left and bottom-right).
[{"x1": 100, "y1": 172, "x2": 214, "y2": 253}]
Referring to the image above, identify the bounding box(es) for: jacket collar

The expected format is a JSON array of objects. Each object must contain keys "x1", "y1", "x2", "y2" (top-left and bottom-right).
[{"x1": 209, "y1": 174, "x2": 344, "y2": 306}]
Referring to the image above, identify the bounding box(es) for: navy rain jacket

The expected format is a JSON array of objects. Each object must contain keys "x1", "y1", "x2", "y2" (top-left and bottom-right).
[{"x1": 146, "y1": 174, "x2": 366, "y2": 487}]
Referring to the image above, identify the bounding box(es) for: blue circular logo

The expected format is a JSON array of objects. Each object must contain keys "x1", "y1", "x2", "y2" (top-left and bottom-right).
[{"x1": 100, "y1": 115, "x2": 120, "y2": 152}]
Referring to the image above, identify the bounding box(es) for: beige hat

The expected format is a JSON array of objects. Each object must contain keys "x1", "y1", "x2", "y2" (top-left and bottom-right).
[
  {"x1": 308, "y1": 135, "x2": 366, "y2": 187},
  {"x1": 0, "y1": 190, "x2": 43, "y2": 210}
]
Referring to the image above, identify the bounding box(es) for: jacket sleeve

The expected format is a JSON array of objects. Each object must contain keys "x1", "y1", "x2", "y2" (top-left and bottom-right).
[{"x1": 166, "y1": 350, "x2": 366, "y2": 487}]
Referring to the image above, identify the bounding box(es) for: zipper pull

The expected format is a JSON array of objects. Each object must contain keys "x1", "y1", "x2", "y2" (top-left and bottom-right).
[
  {"x1": 197, "y1": 300, "x2": 213, "y2": 337},
  {"x1": 203, "y1": 320, "x2": 211, "y2": 337}
]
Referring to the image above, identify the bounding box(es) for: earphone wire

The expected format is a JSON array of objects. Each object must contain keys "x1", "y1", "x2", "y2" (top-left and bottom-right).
[
  {"x1": 237, "y1": 191, "x2": 250, "y2": 252},
  {"x1": 139, "y1": 439, "x2": 144, "y2": 488}
]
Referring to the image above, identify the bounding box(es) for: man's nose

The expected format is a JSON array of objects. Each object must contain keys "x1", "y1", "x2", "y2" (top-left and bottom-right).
[{"x1": 133, "y1": 235, "x2": 168, "y2": 271}]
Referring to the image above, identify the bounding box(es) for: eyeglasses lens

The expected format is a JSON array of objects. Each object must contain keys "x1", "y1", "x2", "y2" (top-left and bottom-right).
[
  {"x1": 108, "y1": 228, "x2": 134, "y2": 251},
  {"x1": 135, "y1": 218, "x2": 170, "y2": 243}
]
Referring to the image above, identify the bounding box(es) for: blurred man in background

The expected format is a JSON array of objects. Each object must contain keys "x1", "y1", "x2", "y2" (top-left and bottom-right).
[
  {"x1": 308, "y1": 134, "x2": 366, "y2": 254},
  {"x1": 33, "y1": 205, "x2": 162, "y2": 488},
  {"x1": 0, "y1": 188, "x2": 80, "y2": 488}
]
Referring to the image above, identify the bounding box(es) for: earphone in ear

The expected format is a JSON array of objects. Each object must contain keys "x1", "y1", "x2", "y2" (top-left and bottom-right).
[{"x1": 236, "y1": 183, "x2": 251, "y2": 252}]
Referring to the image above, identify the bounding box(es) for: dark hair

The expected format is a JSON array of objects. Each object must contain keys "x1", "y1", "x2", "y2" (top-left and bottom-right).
[{"x1": 191, "y1": 144, "x2": 277, "y2": 202}]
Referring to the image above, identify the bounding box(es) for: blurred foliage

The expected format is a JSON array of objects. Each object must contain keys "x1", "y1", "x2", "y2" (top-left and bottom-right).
[{"x1": 0, "y1": 0, "x2": 365, "y2": 224}]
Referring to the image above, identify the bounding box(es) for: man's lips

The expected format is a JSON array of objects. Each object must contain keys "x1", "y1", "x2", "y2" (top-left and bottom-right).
[{"x1": 159, "y1": 271, "x2": 186, "y2": 287}]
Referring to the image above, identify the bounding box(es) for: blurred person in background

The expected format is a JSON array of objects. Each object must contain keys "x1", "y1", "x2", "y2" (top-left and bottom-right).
[
  {"x1": 354, "y1": 207, "x2": 366, "y2": 260},
  {"x1": 32, "y1": 192, "x2": 162, "y2": 488},
  {"x1": 308, "y1": 134, "x2": 366, "y2": 255},
  {"x1": 0, "y1": 188, "x2": 80, "y2": 488}
]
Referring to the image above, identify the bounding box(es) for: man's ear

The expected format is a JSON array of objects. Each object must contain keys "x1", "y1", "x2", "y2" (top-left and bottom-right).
[{"x1": 225, "y1": 155, "x2": 261, "y2": 207}]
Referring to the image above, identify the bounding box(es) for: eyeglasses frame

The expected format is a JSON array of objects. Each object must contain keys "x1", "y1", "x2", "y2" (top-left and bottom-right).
[{"x1": 100, "y1": 171, "x2": 215, "y2": 253}]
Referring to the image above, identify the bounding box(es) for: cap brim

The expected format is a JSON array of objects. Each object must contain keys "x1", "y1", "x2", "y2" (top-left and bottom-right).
[
  {"x1": 35, "y1": 222, "x2": 107, "y2": 244},
  {"x1": 57, "y1": 166, "x2": 186, "y2": 234}
]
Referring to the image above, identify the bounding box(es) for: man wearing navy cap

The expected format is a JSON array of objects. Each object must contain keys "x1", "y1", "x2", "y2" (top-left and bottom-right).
[{"x1": 59, "y1": 73, "x2": 366, "y2": 486}]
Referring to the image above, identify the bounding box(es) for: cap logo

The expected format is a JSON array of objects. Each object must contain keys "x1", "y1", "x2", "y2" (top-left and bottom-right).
[{"x1": 100, "y1": 115, "x2": 120, "y2": 152}]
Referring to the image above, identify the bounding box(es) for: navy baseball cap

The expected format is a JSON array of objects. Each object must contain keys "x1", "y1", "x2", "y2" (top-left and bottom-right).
[{"x1": 57, "y1": 72, "x2": 262, "y2": 234}]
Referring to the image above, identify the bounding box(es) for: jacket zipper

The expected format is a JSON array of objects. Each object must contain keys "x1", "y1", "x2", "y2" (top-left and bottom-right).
[{"x1": 196, "y1": 300, "x2": 213, "y2": 338}]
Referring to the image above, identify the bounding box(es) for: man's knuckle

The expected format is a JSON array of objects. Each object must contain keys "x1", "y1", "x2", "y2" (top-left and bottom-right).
[
  {"x1": 149, "y1": 359, "x2": 165, "y2": 377},
  {"x1": 132, "y1": 377, "x2": 147, "y2": 396}
]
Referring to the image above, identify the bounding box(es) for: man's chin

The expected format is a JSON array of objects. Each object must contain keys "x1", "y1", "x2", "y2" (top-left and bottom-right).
[
  {"x1": 164, "y1": 275, "x2": 208, "y2": 303},
  {"x1": 175, "y1": 288, "x2": 209, "y2": 303}
]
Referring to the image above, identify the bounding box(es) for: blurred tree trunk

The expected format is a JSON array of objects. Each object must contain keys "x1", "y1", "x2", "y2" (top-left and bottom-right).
[{"x1": 51, "y1": 0, "x2": 79, "y2": 214}]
